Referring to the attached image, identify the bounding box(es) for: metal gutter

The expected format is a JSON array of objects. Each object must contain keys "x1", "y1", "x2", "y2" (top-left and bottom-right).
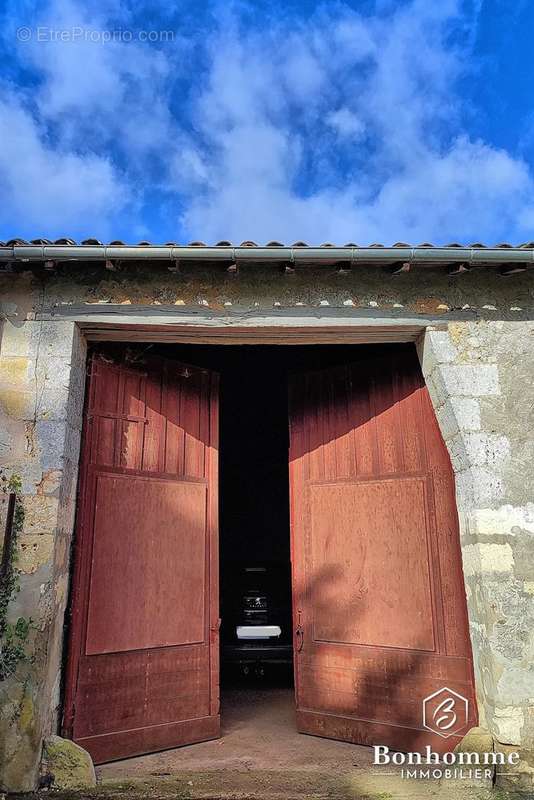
[{"x1": 1, "y1": 244, "x2": 534, "y2": 264}]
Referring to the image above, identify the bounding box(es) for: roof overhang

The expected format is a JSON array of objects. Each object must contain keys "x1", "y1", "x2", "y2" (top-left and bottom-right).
[{"x1": 1, "y1": 243, "x2": 534, "y2": 265}]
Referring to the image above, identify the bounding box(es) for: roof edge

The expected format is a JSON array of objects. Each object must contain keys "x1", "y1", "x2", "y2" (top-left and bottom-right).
[{"x1": 2, "y1": 244, "x2": 534, "y2": 264}]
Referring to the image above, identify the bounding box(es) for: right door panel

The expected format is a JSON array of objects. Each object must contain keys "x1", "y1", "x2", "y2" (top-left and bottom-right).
[{"x1": 288, "y1": 346, "x2": 477, "y2": 753}]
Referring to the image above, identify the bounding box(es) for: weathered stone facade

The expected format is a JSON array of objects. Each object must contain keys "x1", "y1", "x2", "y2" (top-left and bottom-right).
[
  {"x1": 0, "y1": 282, "x2": 86, "y2": 791},
  {"x1": 1, "y1": 264, "x2": 534, "y2": 791},
  {"x1": 418, "y1": 323, "x2": 534, "y2": 789}
]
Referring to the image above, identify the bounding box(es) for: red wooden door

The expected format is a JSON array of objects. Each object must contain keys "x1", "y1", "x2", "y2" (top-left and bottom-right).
[
  {"x1": 288, "y1": 347, "x2": 477, "y2": 753},
  {"x1": 63, "y1": 351, "x2": 219, "y2": 763}
]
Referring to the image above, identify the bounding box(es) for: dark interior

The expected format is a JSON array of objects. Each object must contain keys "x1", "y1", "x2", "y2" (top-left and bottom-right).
[
  {"x1": 167, "y1": 346, "x2": 299, "y2": 688},
  {"x1": 217, "y1": 348, "x2": 293, "y2": 686}
]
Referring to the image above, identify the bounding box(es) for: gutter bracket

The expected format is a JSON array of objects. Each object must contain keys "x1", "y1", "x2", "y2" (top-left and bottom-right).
[
  {"x1": 105, "y1": 259, "x2": 121, "y2": 272},
  {"x1": 448, "y1": 262, "x2": 470, "y2": 275},
  {"x1": 390, "y1": 261, "x2": 411, "y2": 275}
]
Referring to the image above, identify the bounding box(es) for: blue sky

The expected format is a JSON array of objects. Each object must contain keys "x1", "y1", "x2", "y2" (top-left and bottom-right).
[{"x1": 1, "y1": 0, "x2": 534, "y2": 245}]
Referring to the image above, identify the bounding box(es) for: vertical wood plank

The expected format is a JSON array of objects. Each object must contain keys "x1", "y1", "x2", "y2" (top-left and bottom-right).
[
  {"x1": 288, "y1": 345, "x2": 477, "y2": 754},
  {"x1": 63, "y1": 351, "x2": 220, "y2": 763}
]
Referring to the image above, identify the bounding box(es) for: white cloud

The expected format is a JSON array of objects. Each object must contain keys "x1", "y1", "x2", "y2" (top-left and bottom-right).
[
  {"x1": 0, "y1": 88, "x2": 129, "y2": 237},
  {"x1": 24, "y1": 0, "x2": 179, "y2": 158},
  {"x1": 326, "y1": 108, "x2": 366, "y2": 139},
  {"x1": 1, "y1": 0, "x2": 534, "y2": 244},
  {"x1": 0, "y1": 0, "x2": 177, "y2": 236},
  {"x1": 177, "y1": 0, "x2": 534, "y2": 244}
]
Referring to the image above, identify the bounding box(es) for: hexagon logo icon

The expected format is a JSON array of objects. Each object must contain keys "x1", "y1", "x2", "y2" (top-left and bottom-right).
[{"x1": 422, "y1": 687, "x2": 468, "y2": 738}]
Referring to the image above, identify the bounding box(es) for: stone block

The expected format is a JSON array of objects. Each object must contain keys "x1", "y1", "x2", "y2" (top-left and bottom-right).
[
  {"x1": 471, "y1": 505, "x2": 534, "y2": 537},
  {"x1": 456, "y1": 466, "x2": 504, "y2": 508},
  {"x1": 425, "y1": 365, "x2": 448, "y2": 408},
  {"x1": 0, "y1": 387, "x2": 35, "y2": 420},
  {"x1": 439, "y1": 364, "x2": 500, "y2": 397},
  {"x1": 0, "y1": 355, "x2": 30, "y2": 385},
  {"x1": 453, "y1": 726, "x2": 495, "y2": 788},
  {"x1": 37, "y1": 469, "x2": 63, "y2": 497},
  {"x1": 41, "y1": 735, "x2": 96, "y2": 790},
  {"x1": 425, "y1": 329, "x2": 459, "y2": 363},
  {"x1": 497, "y1": 668, "x2": 534, "y2": 707},
  {"x1": 449, "y1": 397, "x2": 481, "y2": 432},
  {"x1": 0, "y1": 321, "x2": 33, "y2": 357},
  {"x1": 445, "y1": 431, "x2": 470, "y2": 472},
  {"x1": 34, "y1": 365, "x2": 72, "y2": 421},
  {"x1": 462, "y1": 542, "x2": 514, "y2": 577},
  {"x1": 454, "y1": 725, "x2": 494, "y2": 758},
  {"x1": 492, "y1": 707, "x2": 525, "y2": 746},
  {"x1": 17, "y1": 534, "x2": 55, "y2": 575},
  {"x1": 65, "y1": 367, "x2": 87, "y2": 430},
  {"x1": 462, "y1": 433, "x2": 511, "y2": 469},
  {"x1": 63, "y1": 423, "x2": 82, "y2": 464},
  {"x1": 434, "y1": 400, "x2": 460, "y2": 441},
  {"x1": 21, "y1": 495, "x2": 60, "y2": 533},
  {"x1": 35, "y1": 421, "x2": 67, "y2": 470},
  {"x1": 35, "y1": 322, "x2": 76, "y2": 360}
]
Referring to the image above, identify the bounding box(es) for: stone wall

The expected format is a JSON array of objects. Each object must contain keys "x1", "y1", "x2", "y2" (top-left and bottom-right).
[
  {"x1": 418, "y1": 323, "x2": 534, "y2": 786},
  {"x1": 1, "y1": 268, "x2": 534, "y2": 791},
  {"x1": 0, "y1": 282, "x2": 86, "y2": 791},
  {"x1": 22, "y1": 258, "x2": 534, "y2": 319}
]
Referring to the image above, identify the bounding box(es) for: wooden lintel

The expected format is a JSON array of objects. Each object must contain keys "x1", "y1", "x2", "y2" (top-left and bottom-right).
[{"x1": 78, "y1": 320, "x2": 435, "y2": 345}]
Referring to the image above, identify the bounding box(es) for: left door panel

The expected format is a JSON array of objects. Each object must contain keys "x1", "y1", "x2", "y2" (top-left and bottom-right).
[{"x1": 63, "y1": 351, "x2": 220, "y2": 763}]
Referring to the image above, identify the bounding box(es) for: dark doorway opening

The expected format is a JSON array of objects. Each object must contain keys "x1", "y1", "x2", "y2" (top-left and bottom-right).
[{"x1": 218, "y1": 348, "x2": 293, "y2": 691}]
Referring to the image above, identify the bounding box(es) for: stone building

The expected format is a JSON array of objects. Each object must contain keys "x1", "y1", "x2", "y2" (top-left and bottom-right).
[{"x1": 0, "y1": 239, "x2": 533, "y2": 793}]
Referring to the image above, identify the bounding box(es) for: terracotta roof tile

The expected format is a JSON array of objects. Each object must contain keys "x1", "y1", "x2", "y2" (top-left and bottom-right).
[{"x1": 3, "y1": 238, "x2": 534, "y2": 249}]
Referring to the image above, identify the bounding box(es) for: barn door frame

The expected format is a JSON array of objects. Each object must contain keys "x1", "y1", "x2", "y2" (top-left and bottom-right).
[{"x1": 53, "y1": 324, "x2": 484, "y2": 755}]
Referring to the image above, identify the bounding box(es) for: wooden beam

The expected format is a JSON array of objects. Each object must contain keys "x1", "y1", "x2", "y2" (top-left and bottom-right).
[
  {"x1": 68, "y1": 312, "x2": 452, "y2": 345},
  {"x1": 80, "y1": 322, "x2": 428, "y2": 345}
]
